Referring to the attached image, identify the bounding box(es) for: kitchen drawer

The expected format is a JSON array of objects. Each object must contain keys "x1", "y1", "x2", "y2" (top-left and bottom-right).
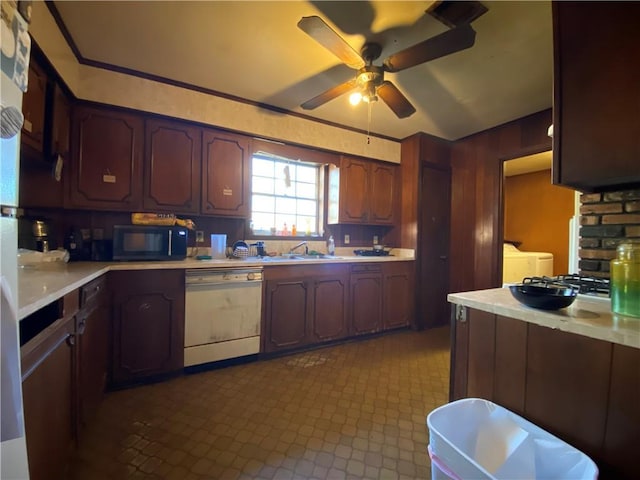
[
  {"x1": 351, "y1": 263, "x2": 382, "y2": 273},
  {"x1": 80, "y1": 276, "x2": 107, "y2": 308}
]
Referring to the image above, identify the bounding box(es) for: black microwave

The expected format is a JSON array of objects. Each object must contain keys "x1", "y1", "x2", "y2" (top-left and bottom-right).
[{"x1": 112, "y1": 225, "x2": 188, "y2": 261}]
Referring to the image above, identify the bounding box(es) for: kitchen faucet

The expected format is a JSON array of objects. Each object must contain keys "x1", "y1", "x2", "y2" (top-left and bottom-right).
[{"x1": 289, "y1": 241, "x2": 308, "y2": 255}]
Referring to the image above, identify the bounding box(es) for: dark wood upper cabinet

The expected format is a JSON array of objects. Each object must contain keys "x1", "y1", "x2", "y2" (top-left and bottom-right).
[
  {"x1": 21, "y1": 60, "x2": 48, "y2": 154},
  {"x1": 369, "y1": 162, "x2": 396, "y2": 224},
  {"x1": 51, "y1": 84, "x2": 71, "y2": 159},
  {"x1": 201, "y1": 129, "x2": 250, "y2": 217},
  {"x1": 328, "y1": 156, "x2": 397, "y2": 225},
  {"x1": 144, "y1": 118, "x2": 201, "y2": 214},
  {"x1": 67, "y1": 106, "x2": 144, "y2": 210},
  {"x1": 334, "y1": 157, "x2": 369, "y2": 223},
  {"x1": 552, "y1": 2, "x2": 640, "y2": 191}
]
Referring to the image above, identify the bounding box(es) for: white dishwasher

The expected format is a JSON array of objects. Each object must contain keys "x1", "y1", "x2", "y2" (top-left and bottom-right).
[{"x1": 184, "y1": 268, "x2": 263, "y2": 367}]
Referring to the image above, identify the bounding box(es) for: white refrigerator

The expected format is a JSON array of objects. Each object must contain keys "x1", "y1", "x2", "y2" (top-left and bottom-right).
[{"x1": 1, "y1": 1, "x2": 31, "y2": 477}]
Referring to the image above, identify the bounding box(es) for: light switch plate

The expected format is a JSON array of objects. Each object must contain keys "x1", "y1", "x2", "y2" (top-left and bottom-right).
[
  {"x1": 344, "y1": 234, "x2": 350, "y2": 244},
  {"x1": 195, "y1": 230, "x2": 204, "y2": 243},
  {"x1": 373, "y1": 235, "x2": 379, "y2": 245}
]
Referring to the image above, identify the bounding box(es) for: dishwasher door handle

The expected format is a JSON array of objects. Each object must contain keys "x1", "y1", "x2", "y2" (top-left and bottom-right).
[{"x1": 186, "y1": 280, "x2": 262, "y2": 288}]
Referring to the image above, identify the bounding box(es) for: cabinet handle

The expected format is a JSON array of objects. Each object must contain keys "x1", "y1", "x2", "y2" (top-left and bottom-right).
[
  {"x1": 440, "y1": 255, "x2": 448, "y2": 260},
  {"x1": 66, "y1": 334, "x2": 76, "y2": 346},
  {"x1": 139, "y1": 302, "x2": 151, "y2": 311},
  {"x1": 77, "y1": 319, "x2": 87, "y2": 335}
]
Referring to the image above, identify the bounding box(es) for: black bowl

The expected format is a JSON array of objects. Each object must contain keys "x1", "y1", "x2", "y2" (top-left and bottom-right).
[{"x1": 509, "y1": 284, "x2": 578, "y2": 310}]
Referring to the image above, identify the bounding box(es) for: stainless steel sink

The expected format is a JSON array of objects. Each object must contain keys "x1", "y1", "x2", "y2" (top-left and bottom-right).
[{"x1": 259, "y1": 254, "x2": 341, "y2": 262}]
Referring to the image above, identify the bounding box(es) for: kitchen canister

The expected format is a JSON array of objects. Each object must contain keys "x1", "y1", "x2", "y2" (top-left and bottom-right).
[
  {"x1": 610, "y1": 241, "x2": 640, "y2": 318},
  {"x1": 210, "y1": 234, "x2": 227, "y2": 259}
]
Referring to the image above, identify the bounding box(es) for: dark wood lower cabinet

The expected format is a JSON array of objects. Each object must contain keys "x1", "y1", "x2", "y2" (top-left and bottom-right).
[
  {"x1": 21, "y1": 297, "x2": 77, "y2": 480},
  {"x1": 263, "y1": 262, "x2": 414, "y2": 354},
  {"x1": 263, "y1": 264, "x2": 349, "y2": 354},
  {"x1": 310, "y1": 273, "x2": 349, "y2": 343},
  {"x1": 382, "y1": 262, "x2": 414, "y2": 330},
  {"x1": 350, "y1": 265, "x2": 382, "y2": 335},
  {"x1": 110, "y1": 270, "x2": 185, "y2": 387},
  {"x1": 76, "y1": 276, "x2": 110, "y2": 436},
  {"x1": 450, "y1": 306, "x2": 640, "y2": 479}
]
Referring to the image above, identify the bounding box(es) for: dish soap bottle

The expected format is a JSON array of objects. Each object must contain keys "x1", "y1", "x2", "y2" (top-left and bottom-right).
[{"x1": 327, "y1": 235, "x2": 335, "y2": 256}]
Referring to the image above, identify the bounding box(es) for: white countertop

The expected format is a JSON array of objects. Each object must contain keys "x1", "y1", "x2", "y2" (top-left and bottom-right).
[
  {"x1": 448, "y1": 288, "x2": 640, "y2": 349},
  {"x1": 18, "y1": 253, "x2": 414, "y2": 320}
]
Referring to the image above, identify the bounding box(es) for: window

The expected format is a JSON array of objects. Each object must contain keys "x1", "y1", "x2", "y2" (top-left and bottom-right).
[{"x1": 250, "y1": 152, "x2": 323, "y2": 237}]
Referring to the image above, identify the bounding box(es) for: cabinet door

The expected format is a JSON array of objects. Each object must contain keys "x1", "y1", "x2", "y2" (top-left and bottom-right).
[
  {"x1": 339, "y1": 156, "x2": 369, "y2": 223},
  {"x1": 22, "y1": 317, "x2": 75, "y2": 480},
  {"x1": 525, "y1": 324, "x2": 611, "y2": 456},
  {"x1": 110, "y1": 270, "x2": 184, "y2": 386},
  {"x1": 310, "y1": 274, "x2": 349, "y2": 343},
  {"x1": 201, "y1": 129, "x2": 250, "y2": 217},
  {"x1": 21, "y1": 60, "x2": 47, "y2": 154},
  {"x1": 77, "y1": 302, "x2": 110, "y2": 435},
  {"x1": 51, "y1": 84, "x2": 71, "y2": 158},
  {"x1": 382, "y1": 262, "x2": 413, "y2": 329},
  {"x1": 602, "y1": 344, "x2": 640, "y2": 479},
  {"x1": 144, "y1": 118, "x2": 201, "y2": 214},
  {"x1": 552, "y1": 2, "x2": 640, "y2": 191},
  {"x1": 264, "y1": 278, "x2": 308, "y2": 353},
  {"x1": 68, "y1": 106, "x2": 144, "y2": 210},
  {"x1": 350, "y1": 271, "x2": 382, "y2": 335},
  {"x1": 369, "y1": 163, "x2": 396, "y2": 224}
]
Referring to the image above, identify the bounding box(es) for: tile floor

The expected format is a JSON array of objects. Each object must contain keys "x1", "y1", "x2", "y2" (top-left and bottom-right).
[{"x1": 67, "y1": 327, "x2": 450, "y2": 479}]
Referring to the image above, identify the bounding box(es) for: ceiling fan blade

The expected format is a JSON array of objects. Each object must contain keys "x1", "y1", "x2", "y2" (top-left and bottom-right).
[
  {"x1": 301, "y1": 78, "x2": 357, "y2": 110},
  {"x1": 383, "y1": 24, "x2": 476, "y2": 73},
  {"x1": 377, "y1": 81, "x2": 416, "y2": 119},
  {"x1": 297, "y1": 16, "x2": 365, "y2": 70}
]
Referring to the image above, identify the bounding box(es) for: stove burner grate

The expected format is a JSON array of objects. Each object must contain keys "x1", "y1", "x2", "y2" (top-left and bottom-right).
[{"x1": 522, "y1": 275, "x2": 610, "y2": 295}]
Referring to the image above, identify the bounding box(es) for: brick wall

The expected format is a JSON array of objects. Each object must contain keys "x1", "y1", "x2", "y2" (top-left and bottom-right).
[{"x1": 579, "y1": 189, "x2": 640, "y2": 277}]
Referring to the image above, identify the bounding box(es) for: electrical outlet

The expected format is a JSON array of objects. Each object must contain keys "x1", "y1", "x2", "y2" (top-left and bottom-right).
[
  {"x1": 344, "y1": 234, "x2": 350, "y2": 244},
  {"x1": 373, "y1": 235, "x2": 379, "y2": 245},
  {"x1": 195, "y1": 230, "x2": 204, "y2": 243}
]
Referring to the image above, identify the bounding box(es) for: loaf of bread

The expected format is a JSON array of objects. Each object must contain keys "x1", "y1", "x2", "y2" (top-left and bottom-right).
[{"x1": 131, "y1": 213, "x2": 196, "y2": 230}]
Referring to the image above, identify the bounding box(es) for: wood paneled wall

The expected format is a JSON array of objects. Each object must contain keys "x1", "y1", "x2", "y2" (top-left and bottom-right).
[{"x1": 450, "y1": 109, "x2": 553, "y2": 291}]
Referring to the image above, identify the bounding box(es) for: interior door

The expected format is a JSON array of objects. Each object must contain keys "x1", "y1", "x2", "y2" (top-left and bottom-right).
[{"x1": 419, "y1": 165, "x2": 451, "y2": 328}]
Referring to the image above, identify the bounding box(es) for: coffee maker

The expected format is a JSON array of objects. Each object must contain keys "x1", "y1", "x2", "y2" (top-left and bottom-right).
[{"x1": 32, "y1": 220, "x2": 50, "y2": 252}]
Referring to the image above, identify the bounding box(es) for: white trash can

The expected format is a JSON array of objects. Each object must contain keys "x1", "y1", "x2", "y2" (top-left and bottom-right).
[{"x1": 426, "y1": 398, "x2": 598, "y2": 480}]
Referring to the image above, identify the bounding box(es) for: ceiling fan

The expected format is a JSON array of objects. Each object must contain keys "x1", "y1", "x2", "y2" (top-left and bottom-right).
[{"x1": 297, "y1": 15, "x2": 478, "y2": 119}]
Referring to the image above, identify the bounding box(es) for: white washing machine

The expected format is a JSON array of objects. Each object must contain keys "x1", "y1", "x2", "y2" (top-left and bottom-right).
[{"x1": 503, "y1": 243, "x2": 554, "y2": 283}]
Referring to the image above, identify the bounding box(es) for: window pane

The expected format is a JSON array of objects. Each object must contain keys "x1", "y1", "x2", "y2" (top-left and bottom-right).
[
  {"x1": 253, "y1": 177, "x2": 274, "y2": 195},
  {"x1": 252, "y1": 155, "x2": 321, "y2": 238},
  {"x1": 275, "y1": 197, "x2": 297, "y2": 214},
  {"x1": 252, "y1": 194, "x2": 275, "y2": 212},
  {"x1": 297, "y1": 199, "x2": 317, "y2": 216},
  {"x1": 253, "y1": 158, "x2": 274, "y2": 177},
  {"x1": 275, "y1": 214, "x2": 296, "y2": 229},
  {"x1": 295, "y1": 182, "x2": 317, "y2": 199},
  {"x1": 252, "y1": 212, "x2": 275, "y2": 232},
  {"x1": 296, "y1": 166, "x2": 317, "y2": 183}
]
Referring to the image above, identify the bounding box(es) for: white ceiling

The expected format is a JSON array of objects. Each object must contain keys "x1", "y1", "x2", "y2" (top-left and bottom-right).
[{"x1": 51, "y1": 0, "x2": 553, "y2": 141}]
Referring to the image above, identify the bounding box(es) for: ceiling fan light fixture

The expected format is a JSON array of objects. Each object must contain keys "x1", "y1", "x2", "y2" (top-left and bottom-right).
[{"x1": 349, "y1": 92, "x2": 362, "y2": 105}]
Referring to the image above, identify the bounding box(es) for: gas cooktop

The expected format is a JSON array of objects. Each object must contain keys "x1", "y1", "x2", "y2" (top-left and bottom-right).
[
  {"x1": 353, "y1": 249, "x2": 392, "y2": 257},
  {"x1": 522, "y1": 275, "x2": 610, "y2": 297}
]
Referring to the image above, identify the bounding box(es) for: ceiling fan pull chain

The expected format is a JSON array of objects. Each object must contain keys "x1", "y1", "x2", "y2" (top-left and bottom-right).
[{"x1": 367, "y1": 100, "x2": 372, "y2": 144}]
